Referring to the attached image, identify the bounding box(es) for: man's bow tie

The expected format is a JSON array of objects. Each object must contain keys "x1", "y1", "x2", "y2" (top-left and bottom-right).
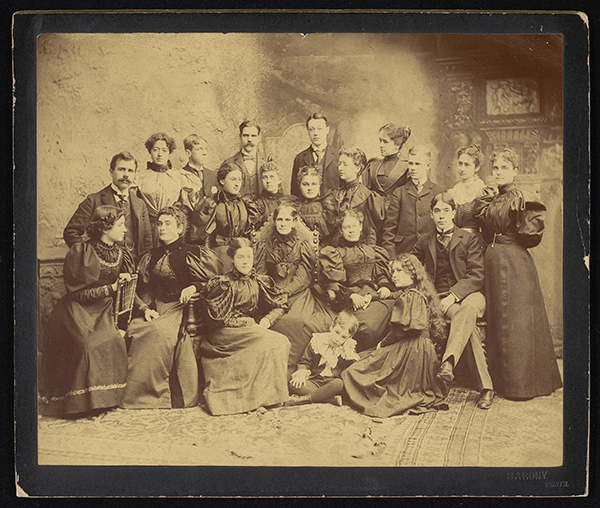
[
  {"x1": 243, "y1": 154, "x2": 255, "y2": 161},
  {"x1": 437, "y1": 229, "x2": 454, "y2": 240}
]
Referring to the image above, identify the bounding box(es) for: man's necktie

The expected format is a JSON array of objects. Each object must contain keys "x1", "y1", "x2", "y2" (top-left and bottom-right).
[
  {"x1": 314, "y1": 149, "x2": 324, "y2": 164},
  {"x1": 116, "y1": 195, "x2": 127, "y2": 209},
  {"x1": 437, "y1": 229, "x2": 454, "y2": 249}
]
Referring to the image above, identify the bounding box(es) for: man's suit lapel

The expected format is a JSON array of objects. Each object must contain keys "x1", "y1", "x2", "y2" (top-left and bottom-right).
[
  {"x1": 100, "y1": 185, "x2": 116, "y2": 206},
  {"x1": 427, "y1": 231, "x2": 438, "y2": 276}
]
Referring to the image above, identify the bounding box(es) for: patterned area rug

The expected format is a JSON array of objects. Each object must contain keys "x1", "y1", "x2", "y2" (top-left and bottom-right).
[{"x1": 38, "y1": 379, "x2": 562, "y2": 467}]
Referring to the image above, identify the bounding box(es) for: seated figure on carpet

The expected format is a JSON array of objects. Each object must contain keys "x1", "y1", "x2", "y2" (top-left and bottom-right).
[
  {"x1": 341, "y1": 253, "x2": 449, "y2": 418},
  {"x1": 40, "y1": 206, "x2": 135, "y2": 418},
  {"x1": 286, "y1": 310, "x2": 360, "y2": 407}
]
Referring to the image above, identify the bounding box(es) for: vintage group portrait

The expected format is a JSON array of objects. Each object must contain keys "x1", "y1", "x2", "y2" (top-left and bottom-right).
[{"x1": 13, "y1": 10, "x2": 590, "y2": 498}]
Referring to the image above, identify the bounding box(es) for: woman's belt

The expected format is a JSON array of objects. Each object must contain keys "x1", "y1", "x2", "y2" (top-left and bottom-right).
[{"x1": 491, "y1": 233, "x2": 518, "y2": 246}]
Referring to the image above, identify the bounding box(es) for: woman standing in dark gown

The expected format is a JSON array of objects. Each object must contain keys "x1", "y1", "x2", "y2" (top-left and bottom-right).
[
  {"x1": 39, "y1": 206, "x2": 135, "y2": 417},
  {"x1": 122, "y1": 206, "x2": 222, "y2": 409},
  {"x1": 363, "y1": 123, "x2": 411, "y2": 209},
  {"x1": 475, "y1": 148, "x2": 562, "y2": 400},
  {"x1": 201, "y1": 238, "x2": 291, "y2": 415},
  {"x1": 255, "y1": 204, "x2": 337, "y2": 377}
]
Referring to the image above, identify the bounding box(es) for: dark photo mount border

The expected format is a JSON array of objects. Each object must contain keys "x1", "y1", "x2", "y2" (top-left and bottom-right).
[{"x1": 13, "y1": 10, "x2": 590, "y2": 497}]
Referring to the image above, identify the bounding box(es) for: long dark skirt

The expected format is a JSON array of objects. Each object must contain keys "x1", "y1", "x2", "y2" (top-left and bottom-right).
[
  {"x1": 342, "y1": 334, "x2": 448, "y2": 418},
  {"x1": 201, "y1": 323, "x2": 290, "y2": 415},
  {"x1": 352, "y1": 300, "x2": 395, "y2": 352},
  {"x1": 39, "y1": 296, "x2": 127, "y2": 417},
  {"x1": 272, "y1": 287, "x2": 337, "y2": 379},
  {"x1": 122, "y1": 300, "x2": 199, "y2": 409},
  {"x1": 484, "y1": 241, "x2": 562, "y2": 399}
]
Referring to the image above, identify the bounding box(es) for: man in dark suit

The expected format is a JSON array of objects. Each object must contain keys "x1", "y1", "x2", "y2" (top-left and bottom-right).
[
  {"x1": 63, "y1": 151, "x2": 153, "y2": 261},
  {"x1": 290, "y1": 113, "x2": 339, "y2": 197},
  {"x1": 181, "y1": 134, "x2": 218, "y2": 200},
  {"x1": 412, "y1": 192, "x2": 494, "y2": 409},
  {"x1": 222, "y1": 120, "x2": 265, "y2": 199},
  {"x1": 382, "y1": 145, "x2": 442, "y2": 257}
]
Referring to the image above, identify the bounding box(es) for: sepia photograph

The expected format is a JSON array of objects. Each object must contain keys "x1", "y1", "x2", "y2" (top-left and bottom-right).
[{"x1": 14, "y1": 10, "x2": 589, "y2": 497}]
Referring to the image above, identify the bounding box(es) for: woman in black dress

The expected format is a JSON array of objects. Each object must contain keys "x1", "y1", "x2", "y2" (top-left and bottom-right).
[
  {"x1": 122, "y1": 206, "x2": 222, "y2": 409},
  {"x1": 474, "y1": 148, "x2": 562, "y2": 400},
  {"x1": 39, "y1": 206, "x2": 135, "y2": 417}
]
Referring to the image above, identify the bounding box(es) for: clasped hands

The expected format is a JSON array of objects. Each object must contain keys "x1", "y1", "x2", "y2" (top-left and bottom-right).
[{"x1": 350, "y1": 293, "x2": 372, "y2": 311}]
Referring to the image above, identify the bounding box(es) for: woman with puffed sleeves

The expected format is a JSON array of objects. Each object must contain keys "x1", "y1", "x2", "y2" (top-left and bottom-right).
[
  {"x1": 39, "y1": 206, "x2": 135, "y2": 417},
  {"x1": 200, "y1": 238, "x2": 291, "y2": 415},
  {"x1": 473, "y1": 148, "x2": 562, "y2": 400},
  {"x1": 319, "y1": 209, "x2": 396, "y2": 352},
  {"x1": 121, "y1": 206, "x2": 223, "y2": 409},
  {"x1": 255, "y1": 204, "x2": 338, "y2": 378}
]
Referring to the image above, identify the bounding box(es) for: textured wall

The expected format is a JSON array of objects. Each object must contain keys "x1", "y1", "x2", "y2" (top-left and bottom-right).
[{"x1": 36, "y1": 33, "x2": 563, "y2": 348}]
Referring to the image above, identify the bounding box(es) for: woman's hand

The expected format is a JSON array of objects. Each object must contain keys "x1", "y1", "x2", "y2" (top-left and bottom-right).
[
  {"x1": 179, "y1": 285, "x2": 197, "y2": 305},
  {"x1": 377, "y1": 287, "x2": 391, "y2": 300},
  {"x1": 259, "y1": 317, "x2": 271, "y2": 329},
  {"x1": 290, "y1": 369, "x2": 310, "y2": 389},
  {"x1": 350, "y1": 293, "x2": 365, "y2": 311},
  {"x1": 144, "y1": 308, "x2": 160, "y2": 321},
  {"x1": 111, "y1": 273, "x2": 133, "y2": 293},
  {"x1": 327, "y1": 289, "x2": 336, "y2": 301}
]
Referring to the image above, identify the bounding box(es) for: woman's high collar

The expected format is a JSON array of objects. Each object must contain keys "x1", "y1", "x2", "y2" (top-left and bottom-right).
[
  {"x1": 161, "y1": 237, "x2": 185, "y2": 253},
  {"x1": 342, "y1": 178, "x2": 361, "y2": 190},
  {"x1": 147, "y1": 160, "x2": 172, "y2": 173},
  {"x1": 231, "y1": 267, "x2": 256, "y2": 280},
  {"x1": 498, "y1": 182, "x2": 517, "y2": 194}
]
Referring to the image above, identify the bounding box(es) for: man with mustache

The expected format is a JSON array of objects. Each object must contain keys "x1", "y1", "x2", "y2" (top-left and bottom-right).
[
  {"x1": 63, "y1": 151, "x2": 152, "y2": 261},
  {"x1": 222, "y1": 120, "x2": 265, "y2": 199}
]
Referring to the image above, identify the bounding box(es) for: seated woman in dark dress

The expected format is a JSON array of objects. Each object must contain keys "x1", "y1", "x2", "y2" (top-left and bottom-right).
[
  {"x1": 200, "y1": 238, "x2": 291, "y2": 416},
  {"x1": 39, "y1": 206, "x2": 135, "y2": 418},
  {"x1": 255, "y1": 204, "x2": 337, "y2": 378},
  {"x1": 342, "y1": 254, "x2": 448, "y2": 418},
  {"x1": 122, "y1": 206, "x2": 222, "y2": 409},
  {"x1": 191, "y1": 162, "x2": 259, "y2": 272},
  {"x1": 319, "y1": 209, "x2": 395, "y2": 352},
  {"x1": 285, "y1": 165, "x2": 330, "y2": 243}
]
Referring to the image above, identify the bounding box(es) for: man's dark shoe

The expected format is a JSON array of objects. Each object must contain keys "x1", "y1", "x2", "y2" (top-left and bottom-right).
[
  {"x1": 477, "y1": 389, "x2": 494, "y2": 410},
  {"x1": 437, "y1": 360, "x2": 454, "y2": 383}
]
